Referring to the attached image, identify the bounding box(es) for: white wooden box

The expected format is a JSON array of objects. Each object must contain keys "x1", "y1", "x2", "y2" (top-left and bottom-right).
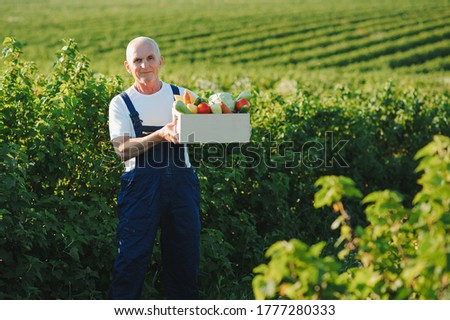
[{"x1": 176, "y1": 113, "x2": 251, "y2": 143}]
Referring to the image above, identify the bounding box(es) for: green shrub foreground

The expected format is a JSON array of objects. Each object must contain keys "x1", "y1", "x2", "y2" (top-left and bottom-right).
[
  {"x1": 1, "y1": 38, "x2": 449, "y2": 299},
  {"x1": 253, "y1": 135, "x2": 449, "y2": 299}
]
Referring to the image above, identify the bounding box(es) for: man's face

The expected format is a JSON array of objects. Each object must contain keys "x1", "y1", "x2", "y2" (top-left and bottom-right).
[{"x1": 125, "y1": 41, "x2": 163, "y2": 85}]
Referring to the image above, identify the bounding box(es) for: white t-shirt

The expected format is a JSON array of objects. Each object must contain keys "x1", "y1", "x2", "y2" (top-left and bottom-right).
[{"x1": 109, "y1": 81, "x2": 191, "y2": 171}]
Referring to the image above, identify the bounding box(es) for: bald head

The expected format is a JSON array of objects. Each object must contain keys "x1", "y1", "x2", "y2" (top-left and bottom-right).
[{"x1": 126, "y1": 37, "x2": 161, "y2": 63}]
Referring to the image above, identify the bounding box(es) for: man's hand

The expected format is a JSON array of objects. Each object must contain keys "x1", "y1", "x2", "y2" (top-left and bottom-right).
[{"x1": 158, "y1": 119, "x2": 179, "y2": 144}]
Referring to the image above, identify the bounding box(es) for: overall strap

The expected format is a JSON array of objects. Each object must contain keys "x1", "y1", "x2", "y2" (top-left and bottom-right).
[
  {"x1": 120, "y1": 85, "x2": 180, "y2": 137},
  {"x1": 120, "y1": 92, "x2": 144, "y2": 137},
  {"x1": 170, "y1": 84, "x2": 180, "y2": 97}
]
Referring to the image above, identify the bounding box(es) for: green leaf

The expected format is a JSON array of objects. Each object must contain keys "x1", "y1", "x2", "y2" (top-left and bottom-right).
[{"x1": 314, "y1": 176, "x2": 362, "y2": 208}]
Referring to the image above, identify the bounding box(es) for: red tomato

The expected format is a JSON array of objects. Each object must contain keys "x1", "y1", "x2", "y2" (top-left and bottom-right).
[
  {"x1": 235, "y1": 98, "x2": 250, "y2": 111},
  {"x1": 197, "y1": 102, "x2": 211, "y2": 114}
]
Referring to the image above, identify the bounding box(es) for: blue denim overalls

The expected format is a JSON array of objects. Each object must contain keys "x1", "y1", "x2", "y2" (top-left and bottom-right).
[{"x1": 109, "y1": 85, "x2": 201, "y2": 300}]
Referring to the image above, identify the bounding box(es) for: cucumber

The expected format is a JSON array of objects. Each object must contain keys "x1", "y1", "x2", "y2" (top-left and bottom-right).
[
  {"x1": 194, "y1": 96, "x2": 207, "y2": 106},
  {"x1": 173, "y1": 100, "x2": 192, "y2": 114}
]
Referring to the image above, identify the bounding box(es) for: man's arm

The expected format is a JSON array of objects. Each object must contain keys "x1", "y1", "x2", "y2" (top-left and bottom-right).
[{"x1": 111, "y1": 120, "x2": 178, "y2": 162}]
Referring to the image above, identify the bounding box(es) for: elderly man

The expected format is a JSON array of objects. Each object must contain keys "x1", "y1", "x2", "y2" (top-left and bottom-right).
[{"x1": 108, "y1": 37, "x2": 201, "y2": 300}]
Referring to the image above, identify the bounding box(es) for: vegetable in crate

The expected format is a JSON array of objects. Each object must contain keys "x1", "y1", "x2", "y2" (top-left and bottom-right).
[
  {"x1": 184, "y1": 89, "x2": 196, "y2": 105},
  {"x1": 236, "y1": 90, "x2": 252, "y2": 101},
  {"x1": 235, "y1": 98, "x2": 250, "y2": 112},
  {"x1": 173, "y1": 100, "x2": 192, "y2": 114},
  {"x1": 187, "y1": 103, "x2": 198, "y2": 114},
  {"x1": 197, "y1": 102, "x2": 211, "y2": 114},
  {"x1": 208, "y1": 92, "x2": 235, "y2": 113},
  {"x1": 210, "y1": 103, "x2": 222, "y2": 114},
  {"x1": 194, "y1": 96, "x2": 207, "y2": 106}
]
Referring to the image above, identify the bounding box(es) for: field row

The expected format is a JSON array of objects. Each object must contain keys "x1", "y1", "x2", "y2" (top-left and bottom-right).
[
  {"x1": 1, "y1": 0, "x2": 449, "y2": 74},
  {"x1": 160, "y1": 5, "x2": 447, "y2": 54},
  {"x1": 165, "y1": 15, "x2": 450, "y2": 71},
  {"x1": 168, "y1": 14, "x2": 450, "y2": 62}
]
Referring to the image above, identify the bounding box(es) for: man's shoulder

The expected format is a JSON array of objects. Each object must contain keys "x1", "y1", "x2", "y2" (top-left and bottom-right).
[
  {"x1": 165, "y1": 82, "x2": 186, "y2": 94},
  {"x1": 111, "y1": 86, "x2": 132, "y2": 99},
  {"x1": 110, "y1": 94, "x2": 124, "y2": 107}
]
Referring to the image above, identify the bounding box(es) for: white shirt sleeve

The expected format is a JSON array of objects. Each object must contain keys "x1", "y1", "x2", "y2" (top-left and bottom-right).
[{"x1": 108, "y1": 95, "x2": 134, "y2": 141}]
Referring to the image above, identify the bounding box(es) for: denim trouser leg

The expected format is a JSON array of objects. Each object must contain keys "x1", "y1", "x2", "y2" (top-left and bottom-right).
[
  {"x1": 160, "y1": 171, "x2": 201, "y2": 299},
  {"x1": 109, "y1": 168, "x2": 201, "y2": 300}
]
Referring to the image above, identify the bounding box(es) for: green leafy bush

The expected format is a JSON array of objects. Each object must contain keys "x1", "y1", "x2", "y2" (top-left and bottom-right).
[
  {"x1": 253, "y1": 135, "x2": 449, "y2": 299},
  {"x1": 0, "y1": 38, "x2": 123, "y2": 298}
]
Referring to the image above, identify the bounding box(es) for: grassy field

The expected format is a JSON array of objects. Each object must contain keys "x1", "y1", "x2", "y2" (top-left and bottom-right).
[{"x1": 2, "y1": 0, "x2": 450, "y2": 81}]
